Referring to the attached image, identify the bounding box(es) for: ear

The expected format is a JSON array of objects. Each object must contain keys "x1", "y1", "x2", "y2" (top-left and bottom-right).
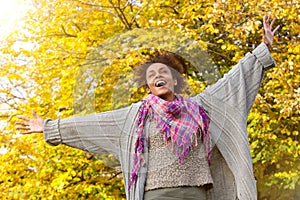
[
  {"x1": 146, "y1": 87, "x2": 151, "y2": 94},
  {"x1": 174, "y1": 79, "x2": 177, "y2": 86}
]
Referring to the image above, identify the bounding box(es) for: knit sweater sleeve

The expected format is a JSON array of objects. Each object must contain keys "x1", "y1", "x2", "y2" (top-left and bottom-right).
[
  {"x1": 43, "y1": 106, "x2": 132, "y2": 158},
  {"x1": 202, "y1": 42, "x2": 276, "y2": 116}
]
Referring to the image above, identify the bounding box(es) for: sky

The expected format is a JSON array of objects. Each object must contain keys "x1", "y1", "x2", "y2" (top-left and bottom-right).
[
  {"x1": 0, "y1": 0, "x2": 32, "y2": 132},
  {"x1": 0, "y1": 0, "x2": 31, "y2": 41}
]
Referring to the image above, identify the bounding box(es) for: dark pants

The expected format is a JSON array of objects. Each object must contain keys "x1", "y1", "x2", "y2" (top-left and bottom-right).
[{"x1": 144, "y1": 187, "x2": 207, "y2": 200}]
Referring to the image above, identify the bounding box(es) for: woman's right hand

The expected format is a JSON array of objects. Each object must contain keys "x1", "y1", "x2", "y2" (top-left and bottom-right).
[{"x1": 16, "y1": 110, "x2": 44, "y2": 134}]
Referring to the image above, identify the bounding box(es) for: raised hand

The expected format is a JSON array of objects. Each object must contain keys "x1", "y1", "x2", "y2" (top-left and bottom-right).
[
  {"x1": 16, "y1": 110, "x2": 44, "y2": 134},
  {"x1": 263, "y1": 14, "x2": 280, "y2": 50}
]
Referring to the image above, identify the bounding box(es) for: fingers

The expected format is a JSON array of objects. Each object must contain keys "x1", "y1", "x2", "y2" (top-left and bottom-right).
[
  {"x1": 15, "y1": 122, "x2": 32, "y2": 135},
  {"x1": 17, "y1": 110, "x2": 41, "y2": 122},
  {"x1": 15, "y1": 121, "x2": 29, "y2": 126},
  {"x1": 15, "y1": 111, "x2": 44, "y2": 135},
  {"x1": 17, "y1": 115, "x2": 31, "y2": 121},
  {"x1": 16, "y1": 116, "x2": 31, "y2": 131},
  {"x1": 273, "y1": 25, "x2": 280, "y2": 34},
  {"x1": 263, "y1": 15, "x2": 267, "y2": 28},
  {"x1": 270, "y1": 18, "x2": 276, "y2": 28},
  {"x1": 263, "y1": 14, "x2": 271, "y2": 28},
  {"x1": 267, "y1": 14, "x2": 271, "y2": 23},
  {"x1": 263, "y1": 14, "x2": 279, "y2": 32},
  {"x1": 19, "y1": 130, "x2": 34, "y2": 135},
  {"x1": 15, "y1": 121, "x2": 30, "y2": 131},
  {"x1": 15, "y1": 126, "x2": 31, "y2": 130}
]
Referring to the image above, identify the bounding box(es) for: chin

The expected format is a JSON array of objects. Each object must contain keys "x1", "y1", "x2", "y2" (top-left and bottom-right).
[
  {"x1": 155, "y1": 90, "x2": 170, "y2": 97},
  {"x1": 150, "y1": 87, "x2": 175, "y2": 101}
]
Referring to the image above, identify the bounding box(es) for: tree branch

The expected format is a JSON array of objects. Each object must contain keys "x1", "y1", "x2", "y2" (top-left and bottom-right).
[
  {"x1": 128, "y1": 0, "x2": 150, "y2": 28},
  {"x1": 108, "y1": 0, "x2": 131, "y2": 30},
  {"x1": 61, "y1": 25, "x2": 77, "y2": 37}
]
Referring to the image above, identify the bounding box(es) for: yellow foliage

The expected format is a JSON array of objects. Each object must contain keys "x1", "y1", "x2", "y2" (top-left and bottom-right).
[{"x1": 0, "y1": 0, "x2": 299, "y2": 199}]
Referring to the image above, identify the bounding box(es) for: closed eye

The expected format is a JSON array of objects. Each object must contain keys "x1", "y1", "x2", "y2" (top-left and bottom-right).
[
  {"x1": 158, "y1": 67, "x2": 170, "y2": 74},
  {"x1": 147, "y1": 73, "x2": 154, "y2": 79}
]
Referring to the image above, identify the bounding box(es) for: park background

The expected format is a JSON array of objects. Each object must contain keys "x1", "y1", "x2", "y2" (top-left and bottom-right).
[{"x1": 0, "y1": 0, "x2": 299, "y2": 199}]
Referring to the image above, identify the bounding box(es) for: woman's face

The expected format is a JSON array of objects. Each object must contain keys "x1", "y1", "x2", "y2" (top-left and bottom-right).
[{"x1": 146, "y1": 63, "x2": 177, "y2": 101}]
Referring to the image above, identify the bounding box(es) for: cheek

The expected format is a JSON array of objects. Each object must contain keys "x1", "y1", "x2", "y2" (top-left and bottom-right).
[
  {"x1": 147, "y1": 83, "x2": 155, "y2": 90},
  {"x1": 145, "y1": 76, "x2": 150, "y2": 85},
  {"x1": 146, "y1": 83, "x2": 155, "y2": 94},
  {"x1": 146, "y1": 78, "x2": 156, "y2": 89}
]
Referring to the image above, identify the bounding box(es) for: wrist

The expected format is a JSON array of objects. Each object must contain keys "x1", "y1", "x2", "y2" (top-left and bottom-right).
[{"x1": 264, "y1": 41, "x2": 272, "y2": 51}]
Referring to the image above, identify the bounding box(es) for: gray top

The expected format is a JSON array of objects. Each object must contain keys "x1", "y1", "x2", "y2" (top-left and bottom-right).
[
  {"x1": 144, "y1": 122, "x2": 213, "y2": 191},
  {"x1": 44, "y1": 43, "x2": 276, "y2": 200}
]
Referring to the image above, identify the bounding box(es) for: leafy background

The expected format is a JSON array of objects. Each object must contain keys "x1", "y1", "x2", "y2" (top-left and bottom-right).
[{"x1": 0, "y1": 0, "x2": 299, "y2": 199}]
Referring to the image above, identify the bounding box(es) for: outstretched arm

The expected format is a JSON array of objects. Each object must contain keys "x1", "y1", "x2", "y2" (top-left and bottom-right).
[
  {"x1": 197, "y1": 15, "x2": 280, "y2": 116},
  {"x1": 16, "y1": 106, "x2": 134, "y2": 159}
]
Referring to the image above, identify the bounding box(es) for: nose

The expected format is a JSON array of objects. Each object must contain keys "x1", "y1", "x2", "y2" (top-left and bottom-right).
[{"x1": 154, "y1": 74, "x2": 163, "y2": 80}]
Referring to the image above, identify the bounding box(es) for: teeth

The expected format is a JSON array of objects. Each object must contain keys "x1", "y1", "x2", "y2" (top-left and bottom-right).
[{"x1": 155, "y1": 80, "x2": 166, "y2": 87}]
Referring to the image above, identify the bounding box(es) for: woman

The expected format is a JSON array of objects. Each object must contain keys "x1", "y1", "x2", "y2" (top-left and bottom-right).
[{"x1": 16, "y1": 15, "x2": 280, "y2": 199}]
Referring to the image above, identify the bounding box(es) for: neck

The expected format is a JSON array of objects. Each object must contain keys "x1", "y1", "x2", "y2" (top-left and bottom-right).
[{"x1": 159, "y1": 93, "x2": 175, "y2": 102}]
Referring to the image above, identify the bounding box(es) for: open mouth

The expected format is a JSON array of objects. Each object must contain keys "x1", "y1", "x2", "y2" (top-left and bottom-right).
[{"x1": 155, "y1": 80, "x2": 166, "y2": 87}]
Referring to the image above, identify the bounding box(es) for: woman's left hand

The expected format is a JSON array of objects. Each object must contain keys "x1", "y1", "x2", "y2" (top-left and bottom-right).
[{"x1": 263, "y1": 14, "x2": 280, "y2": 50}]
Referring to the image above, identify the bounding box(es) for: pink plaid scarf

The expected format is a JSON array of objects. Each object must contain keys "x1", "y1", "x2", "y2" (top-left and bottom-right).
[{"x1": 129, "y1": 94, "x2": 212, "y2": 190}]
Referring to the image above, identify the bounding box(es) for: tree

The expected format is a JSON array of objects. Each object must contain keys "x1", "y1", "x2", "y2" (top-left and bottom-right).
[{"x1": 0, "y1": 0, "x2": 299, "y2": 199}]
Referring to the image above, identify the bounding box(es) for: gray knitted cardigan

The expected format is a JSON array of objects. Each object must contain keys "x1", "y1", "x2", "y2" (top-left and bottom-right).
[{"x1": 44, "y1": 43, "x2": 275, "y2": 200}]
